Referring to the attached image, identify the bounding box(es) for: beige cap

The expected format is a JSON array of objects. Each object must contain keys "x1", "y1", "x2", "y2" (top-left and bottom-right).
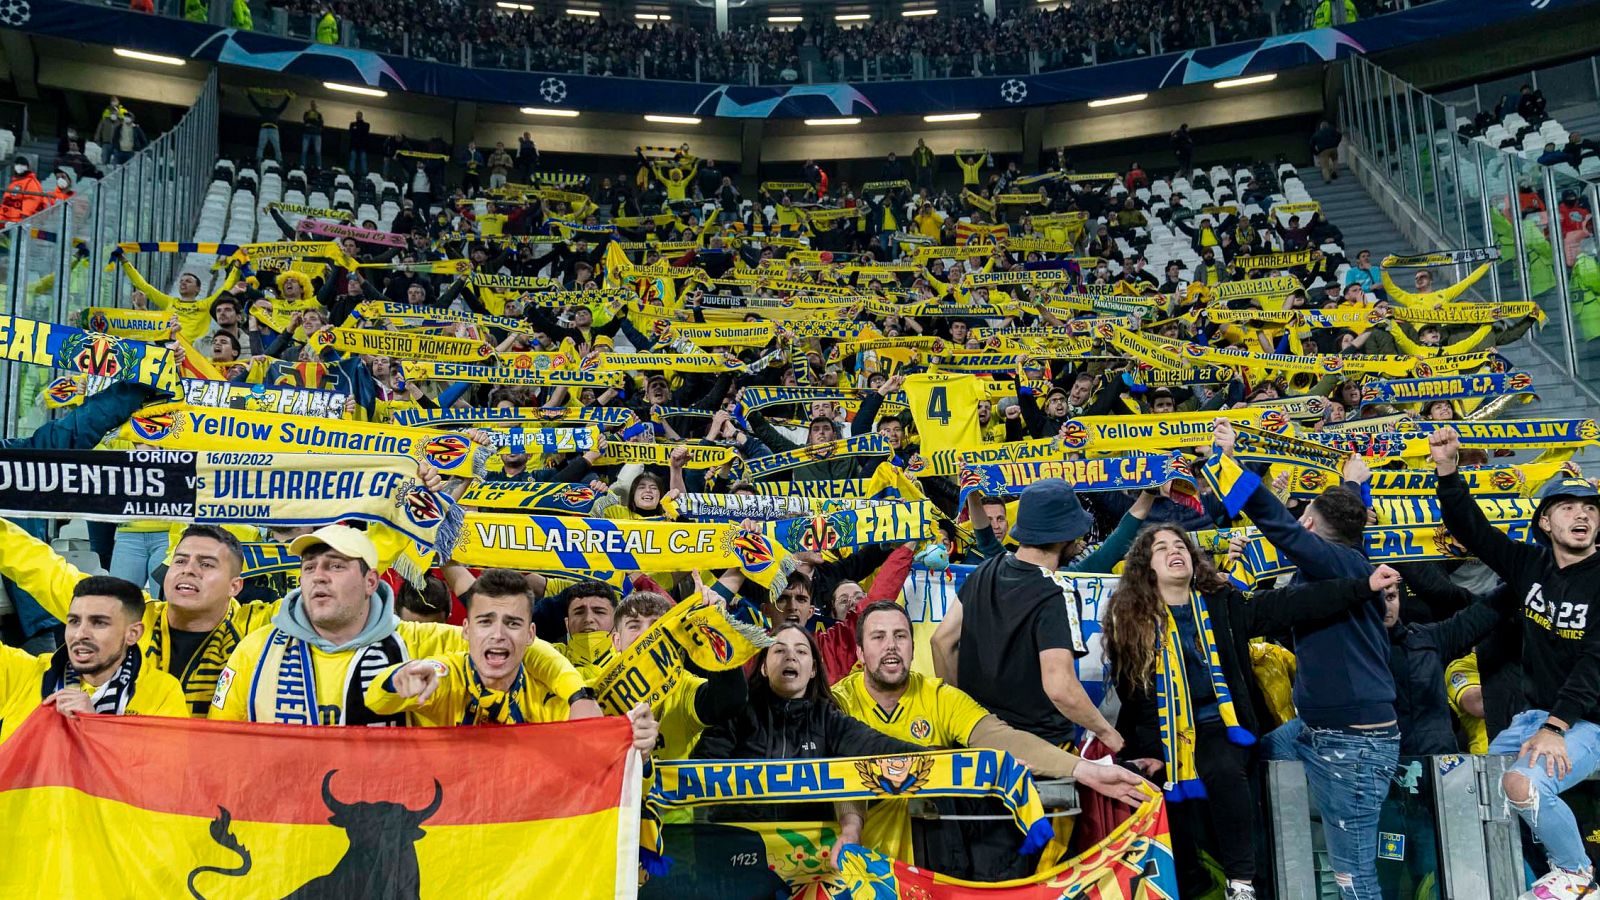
[{"x1": 288, "y1": 524, "x2": 379, "y2": 570}]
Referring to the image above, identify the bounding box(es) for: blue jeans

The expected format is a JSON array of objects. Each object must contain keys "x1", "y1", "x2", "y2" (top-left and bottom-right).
[
  {"x1": 1263, "y1": 718, "x2": 1400, "y2": 900},
  {"x1": 109, "y1": 529, "x2": 169, "y2": 595},
  {"x1": 1490, "y1": 709, "x2": 1600, "y2": 872},
  {"x1": 256, "y1": 126, "x2": 281, "y2": 162},
  {"x1": 301, "y1": 132, "x2": 322, "y2": 169},
  {"x1": 348, "y1": 149, "x2": 367, "y2": 176}
]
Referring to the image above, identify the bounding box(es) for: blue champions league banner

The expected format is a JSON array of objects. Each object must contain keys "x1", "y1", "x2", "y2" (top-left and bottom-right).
[{"x1": 6, "y1": 0, "x2": 1590, "y2": 118}]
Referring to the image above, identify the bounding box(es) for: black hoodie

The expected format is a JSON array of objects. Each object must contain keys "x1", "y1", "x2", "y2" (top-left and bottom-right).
[
  {"x1": 1439, "y1": 472, "x2": 1600, "y2": 726},
  {"x1": 693, "y1": 677, "x2": 919, "y2": 821}
]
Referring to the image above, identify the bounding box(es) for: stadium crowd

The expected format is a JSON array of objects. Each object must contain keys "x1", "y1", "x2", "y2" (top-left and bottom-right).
[
  {"x1": 0, "y1": 98, "x2": 1596, "y2": 899},
  {"x1": 258, "y1": 0, "x2": 1326, "y2": 80}
]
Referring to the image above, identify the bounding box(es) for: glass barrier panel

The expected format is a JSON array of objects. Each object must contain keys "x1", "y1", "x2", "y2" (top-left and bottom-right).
[
  {"x1": 1396, "y1": 87, "x2": 1423, "y2": 208},
  {"x1": 1510, "y1": 154, "x2": 1561, "y2": 354},
  {"x1": 1377, "y1": 758, "x2": 1445, "y2": 900},
  {"x1": 1426, "y1": 97, "x2": 1463, "y2": 246},
  {"x1": 1557, "y1": 172, "x2": 1600, "y2": 381},
  {"x1": 1476, "y1": 142, "x2": 1516, "y2": 304},
  {"x1": 353, "y1": 27, "x2": 406, "y2": 57},
  {"x1": 10, "y1": 208, "x2": 66, "y2": 438},
  {"x1": 471, "y1": 43, "x2": 524, "y2": 72}
]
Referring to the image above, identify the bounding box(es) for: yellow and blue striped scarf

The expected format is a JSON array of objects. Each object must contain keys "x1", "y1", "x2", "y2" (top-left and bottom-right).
[{"x1": 1155, "y1": 591, "x2": 1255, "y2": 802}]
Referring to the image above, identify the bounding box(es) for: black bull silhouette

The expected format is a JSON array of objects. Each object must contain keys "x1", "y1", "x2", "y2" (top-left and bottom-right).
[{"x1": 187, "y1": 769, "x2": 444, "y2": 899}]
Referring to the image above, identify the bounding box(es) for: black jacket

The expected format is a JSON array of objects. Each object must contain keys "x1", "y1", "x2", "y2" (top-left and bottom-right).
[
  {"x1": 1113, "y1": 578, "x2": 1380, "y2": 759},
  {"x1": 1439, "y1": 471, "x2": 1600, "y2": 726},
  {"x1": 694, "y1": 679, "x2": 919, "y2": 820},
  {"x1": 1387, "y1": 599, "x2": 1502, "y2": 755}
]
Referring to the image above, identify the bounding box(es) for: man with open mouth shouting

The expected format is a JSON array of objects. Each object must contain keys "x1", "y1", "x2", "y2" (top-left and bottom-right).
[{"x1": 1433, "y1": 426, "x2": 1600, "y2": 900}]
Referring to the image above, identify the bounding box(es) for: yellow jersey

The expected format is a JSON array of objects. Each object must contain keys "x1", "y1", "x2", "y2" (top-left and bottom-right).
[
  {"x1": 955, "y1": 152, "x2": 986, "y2": 187},
  {"x1": 1445, "y1": 652, "x2": 1488, "y2": 754},
  {"x1": 902, "y1": 372, "x2": 986, "y2": 454},
  {"x1": 478, "y1": 213, "x2": 509, "y2": 237},
  {"x1": 210, "y1": 621, "x2": 584, "y2": 725},
  {"x1": 0, "y1": 516, "x2": 279, "y2": 716},
  {"x1": 832, "y1": 670, "x2": 990, "y2": 863},
  {"x1": 654, "y1": 670, "x2": 711, "y2": 825},
  {"x1": 119, "y1": 259, "x2": 242, "y2": 345},
  {"x1": 0, "y1": 645, "x2": 188, "y2": 743},
  {"x1": 364, "y1": 650, "x2": 571, "y2": 725}
]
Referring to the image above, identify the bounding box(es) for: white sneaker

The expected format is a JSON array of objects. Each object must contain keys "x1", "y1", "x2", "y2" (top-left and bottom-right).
[
  {"x1": 1225, "y1": 883, "x2": 1258, "y2": 900},
  {"x1": 1522, "y1": 868, "x2": 1598, "y2": 900}
]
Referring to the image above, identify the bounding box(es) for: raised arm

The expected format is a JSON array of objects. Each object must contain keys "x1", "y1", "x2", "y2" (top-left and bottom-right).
[
  {"x1": 0, "y1": 516, "x2": 93, "y2": 623},
  {"x1": 1429, "y1": 425, "x2": 1539, "y2": 581}
]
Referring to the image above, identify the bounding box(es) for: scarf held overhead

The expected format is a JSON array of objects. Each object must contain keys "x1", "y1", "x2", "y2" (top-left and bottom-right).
[{"x1": 122, "y1": 404, "x2": 489, "y2": 479}]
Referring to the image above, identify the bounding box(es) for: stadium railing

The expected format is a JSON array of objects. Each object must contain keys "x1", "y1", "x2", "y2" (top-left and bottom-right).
[
  {"x1": 0, "y1": 70, "x2": 218, "y2": 440},
  {"x1": 1341, "y1": 53, "x2": 1600, "y2": 403}
]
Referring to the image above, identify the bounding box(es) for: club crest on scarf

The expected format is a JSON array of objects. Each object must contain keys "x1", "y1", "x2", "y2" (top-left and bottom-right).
[
  {"x1": 855, "y1": 755, "x2": 935, "y2": 796},
  {"x1": 1059, "y1": 421, "x2": 1089, "y2": 450},
  {"x1": 86, "y1": 311, "x2": 112, "y2": 334},
  {"x1": 694, "y1": 619, "x2": 735, "y2": 665},
  {"x1": 46, "y1": 377, "x2": 82, "y2": 406},
  {"x1": 559, "y1": 486, "x2": 596, "y2": 510},
  {"x1": 1430, "y1": 525, "x2": 1470, "y2": 558},
  {"x1": 1507, "y1": 372, "x2": 1535, "y2": 391},
  {"x1": 784, "y1": 511, "x2": 851, "y2": 554},
  {"x1": 1258, "y1": 410, "x2": 1291, "y2": 434},
  {"x1": 423, "y1": 434, "x2": 472, "y2": 473},
  {"x1": 731, "y1": 530, "x2": 775, "y2": 574},
  {"x1": 400, "y1": 485, "x2": 444, "y2": 530},
  {"x1": 903, "y1": 453, "x2": 928, "y2": 476},
  {"x1": 60, "y1": 332, "x2": 135, "y2": 379},
  {"x1": 803, "y1": 442, "x2": 838, "y2": 462},
  {"x1": 1297, "y1": 469, "x2": 1329, "y2": 492},
  {"x1": 129, "y1": 412, "x2": 176, "y2": 442},
  {"x1": 1490, "y1": 469, "x2": 1523, "y2": 492},
  {"x1": 1580, "y1": 419, "x2": 1600, "y2": 443}
]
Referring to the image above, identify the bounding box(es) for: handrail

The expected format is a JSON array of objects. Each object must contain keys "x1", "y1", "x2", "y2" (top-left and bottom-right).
[{"x1": 0, "y1": 70, "x2": 219, "y2": 439}]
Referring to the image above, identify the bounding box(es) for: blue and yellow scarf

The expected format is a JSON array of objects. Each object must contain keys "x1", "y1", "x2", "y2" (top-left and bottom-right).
[{"x1": 1155, "y1": 591, "x2": 1255, "y2": 802}]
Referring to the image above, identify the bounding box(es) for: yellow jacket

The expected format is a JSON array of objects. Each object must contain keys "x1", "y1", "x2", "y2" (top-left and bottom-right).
[
  {"x1": 0, "y1": 645, "x2": 188, "y2": 743},
  {"x1": 0, "y1": 516, "x2": 279, "y2": 716},
  {"x1": 364, "y1": 650, "x2": 571, "y2": 726},
  {"x1": 210, "y1": 620, "x2": 583, "y2": 725}
]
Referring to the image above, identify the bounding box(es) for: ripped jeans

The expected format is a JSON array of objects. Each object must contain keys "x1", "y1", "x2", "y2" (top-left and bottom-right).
[
  {"x1": 1490, "y1": 709, "x2": 1600, "y2": 872},
  {"x1": 1263, "y1": 718, "x2": 1400, "y2": 900}
]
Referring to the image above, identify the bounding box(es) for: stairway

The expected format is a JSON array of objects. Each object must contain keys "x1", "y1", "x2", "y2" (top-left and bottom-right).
[
  {"x1": 1296, "y1": 163, "x2": 1416, "y2": 260},
  {"x1": 1298, "y1": 161, "x2": 1596, "y2": 459}
]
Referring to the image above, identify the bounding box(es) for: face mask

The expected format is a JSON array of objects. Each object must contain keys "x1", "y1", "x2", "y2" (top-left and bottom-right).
[
  {"x1": 915, "y1": 543, "x2": 950, "y2": 571},
  {"x1": 56, "y1": 178, "x2": 67, "y2": 189},
  {"x1": 12, "y1": 164, "x2": 24, "y2": 175}
]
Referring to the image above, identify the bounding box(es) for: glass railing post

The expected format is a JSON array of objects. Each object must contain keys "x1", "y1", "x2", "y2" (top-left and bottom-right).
[
  {"x1": 5, "y1": 230, "x2": 26, "y2": 436},
  {"x1": 56, "y1": 200, "x2": 72, "y2": 325},
  {"x1": 1506, "y1": 162, "x2": 1532, "y2": 307},
  {"x1": 1473, "y1": 143, "x2": 1503, "y2": 303}
]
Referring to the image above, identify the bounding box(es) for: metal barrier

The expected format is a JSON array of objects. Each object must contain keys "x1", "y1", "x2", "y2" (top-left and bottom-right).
[
  {"x1": 0, "y1": 70, "x2": 218, "y2": 440},
  {"x1": 1266, "y1": 755, "x2": 1523, "y2": 899},
  {"x1": 1339, "y1": 54, "x2": 1600, "y2": 404}
]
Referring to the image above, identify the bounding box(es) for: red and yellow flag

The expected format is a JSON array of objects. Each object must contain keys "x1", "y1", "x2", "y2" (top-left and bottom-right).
[
  {"x1": 831, "y1": 789, "x2": 1176, "y2": 899},
  {"x1": 0, "y1": 709, "x2": 641, "y2": 898}
]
